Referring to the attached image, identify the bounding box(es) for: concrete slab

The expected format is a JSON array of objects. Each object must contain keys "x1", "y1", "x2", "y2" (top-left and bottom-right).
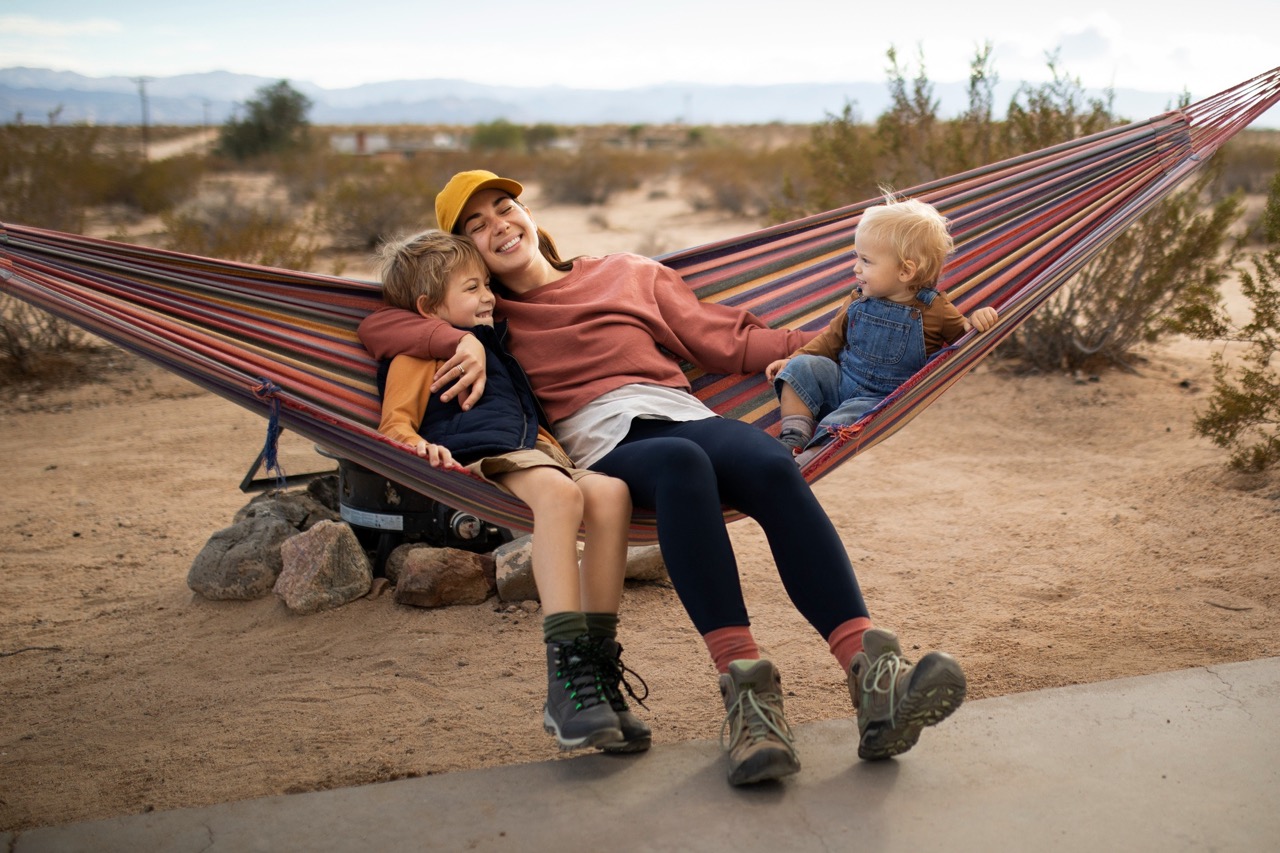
[{"x1": 12, "y1": 657, "x2": 1280, "y2": 852}]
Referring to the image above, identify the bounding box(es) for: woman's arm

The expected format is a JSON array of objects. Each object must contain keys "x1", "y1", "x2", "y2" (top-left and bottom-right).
[
  {"x1": 359, "y1": 306, "x2": 488, "y2": 409},
  {"x1": 647, "y1": 261, "x2": 818, "y2": 373}
]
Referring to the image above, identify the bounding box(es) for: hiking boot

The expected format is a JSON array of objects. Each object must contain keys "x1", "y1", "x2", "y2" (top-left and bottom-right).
[
  {"x1": 718, "y1": 659, "x2": 801, "y2": 785},
  {"x1": 544, "y1": 637, "x2": 623, "y2": 751},
  {"x1": 848, "y1": 628, "x2": 966, "y2": 761},
  {"x1": 593, "y1": 638, "x2": 652, "y2": 754}
]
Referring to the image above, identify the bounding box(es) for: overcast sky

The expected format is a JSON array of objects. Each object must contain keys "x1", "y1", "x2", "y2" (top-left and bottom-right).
[{"x1": 2, "y1": 1, "x2": 1276, "y2": 103}]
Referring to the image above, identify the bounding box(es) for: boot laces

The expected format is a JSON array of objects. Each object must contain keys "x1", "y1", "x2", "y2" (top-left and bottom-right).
[
  {"x1": 594, "y1": 641, "x2": 649, "y2": 711},
  {"x1": 555, "y1": 638, "x2": 609, "y2": 710},
  {"x1": 720, "y1": 686, "x2": 796, "y2": 757},
  {"x1": 861, "y1": 651, "x2": 907, "y2": 728}
]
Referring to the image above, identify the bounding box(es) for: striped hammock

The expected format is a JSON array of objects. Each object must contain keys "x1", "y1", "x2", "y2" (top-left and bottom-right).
[{"x1": 3, "y1": 66, "x2": 1279, "y2": 543}]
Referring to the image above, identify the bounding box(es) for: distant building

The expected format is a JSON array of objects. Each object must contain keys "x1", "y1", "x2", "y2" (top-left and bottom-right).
[{"x1": 329, "y1": 132, "x2": 391, "y2": 155}]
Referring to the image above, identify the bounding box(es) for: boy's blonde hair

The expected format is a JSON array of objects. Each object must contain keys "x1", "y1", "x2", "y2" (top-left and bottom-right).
[
  {"x1": 857, "y1": 191, "x2": 953, "y2": 288},
  {"x1": 377, "y1": 229, "x2": 486, "y2": 312}
]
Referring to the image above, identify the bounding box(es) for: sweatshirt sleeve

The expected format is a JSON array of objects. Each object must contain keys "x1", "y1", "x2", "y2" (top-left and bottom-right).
[
  {"x1": 791, "y1": 294, "x2": 853, "y2": 360},
  {"x1": 378, "y1": 355, "x2": 438, "y2": 446},
  {"x1": 647, "y1": 261, "x2": 817, "y2": 374},
  {"x1": 358, "y1": 305, "x2": 469, "y2": 361}
]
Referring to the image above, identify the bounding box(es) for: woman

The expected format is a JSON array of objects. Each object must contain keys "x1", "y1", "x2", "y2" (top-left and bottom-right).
[{"x1": 359, "y1": 170, "x2": 967, "y2": 786}]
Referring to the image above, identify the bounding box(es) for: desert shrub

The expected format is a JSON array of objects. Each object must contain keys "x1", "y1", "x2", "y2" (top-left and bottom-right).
[
  {"x1": 1215, "y1": 132, "x2": 1280, "y2": 198},
  {"x1": 874, "y1": 46, "x2": 945, "y2": 189},
  {"x1": 108, "y1": 154, "x2": 207, "y2": 214},
  {"x1": 1002, "y1": 55, "x2": 1116, "y2": 155},
  {"x1": 317, "y1": 161, "x2": 436, "y2": 250},
  {"x1": 0, "y1": 293, "x2": 93, "y2": 379},
  {"x1": 772, "y1": 102, "x2": 882, "y2": 222},
  {"x1": 1182, "y1": 161, "x2": 1280, "y2": 471},
  {"x1": 1004, "y1": 166, "x2": 1243, "y2": 372},
  {"x1": 534, "y1": 146, "x2": 651, "y2": 206},
  {"x1": 938, "y1": 43, "x2": 1003, "y2": 176},
  {"x1": 0, "y1": 125, "x2": 109, "y2": 232},
  {"x1": 161, "y1": 184, "x2": 317, "y2": 270},
  {"x1": 470, "y1": 120, "x2": 525, "y2": 152},
  {"x1": 682, "y1": 144, "x2": 808, "y2": 218}
]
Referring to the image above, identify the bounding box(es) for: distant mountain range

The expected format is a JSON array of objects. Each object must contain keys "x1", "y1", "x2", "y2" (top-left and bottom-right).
[{"x1": 0, "y1": 66, "x2": 1247, "y2": 127}]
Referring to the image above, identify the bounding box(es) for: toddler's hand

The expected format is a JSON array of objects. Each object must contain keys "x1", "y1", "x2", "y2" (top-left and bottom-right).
[
  {"x1": 765, "y1": 358, "x2": 789, "y2": 382},
  {"x1": 968, "y1": 307, "x2": 999, "y2": 333}
]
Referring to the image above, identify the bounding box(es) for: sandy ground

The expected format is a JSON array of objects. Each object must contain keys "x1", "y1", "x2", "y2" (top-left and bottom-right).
[{"x1": 2, "y1": 184, "x2": 1278, "y2": 832}]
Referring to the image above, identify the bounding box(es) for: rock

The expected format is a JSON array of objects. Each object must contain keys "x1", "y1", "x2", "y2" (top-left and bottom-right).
[
  {"x1": 234, "y1": 489, "x2": 340, "y2": 532},
  {"x1": 493, "y1": 536, "x2": 669, "y2": 603},
  {"x1": 494, "y1": 536, "x2": 538, "y2": 602},
  {"x1": 273, "y1": 520, "x2": 372, "y2": 614},
  {"x1": 625, "y1": 544, "x2": 667, "y2": 581},
  {"x1": 187, "y1": 514, "x2": 296, "y2": 600},
  {"x1": 394, "y1": 547, "x2": 496, "y2": 608}
]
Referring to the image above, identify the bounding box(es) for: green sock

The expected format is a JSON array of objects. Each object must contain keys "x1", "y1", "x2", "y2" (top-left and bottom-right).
[
  {"x1": 585, "y1": 612, "x2": 619, "y2": 640},
  {"x1": 542, "y1": 611, "x2": 589, "y2": 644}
]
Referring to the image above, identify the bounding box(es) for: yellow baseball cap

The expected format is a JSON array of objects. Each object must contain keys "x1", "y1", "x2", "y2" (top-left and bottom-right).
[{"x1": 435, "y1": 170, "x2": 524, "y2": 234}]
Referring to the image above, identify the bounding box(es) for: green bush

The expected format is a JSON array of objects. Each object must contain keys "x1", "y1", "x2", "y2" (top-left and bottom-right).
[
  {"x1": 1004, "y1": 168, "x2": 1243, "y2": 372},
  {"x1": 1183, "y1": 161, "x2": 1280, "y2": 470}
]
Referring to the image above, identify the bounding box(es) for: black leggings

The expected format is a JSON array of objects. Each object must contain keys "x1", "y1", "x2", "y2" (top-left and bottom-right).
[{"x1": 592, "y1": 417, "x2": 869, "y2": 638}]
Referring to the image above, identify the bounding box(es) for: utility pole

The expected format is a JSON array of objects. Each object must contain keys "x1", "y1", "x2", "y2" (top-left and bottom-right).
[{"x1": 133, "y1": 76, "x2": 153, "y2": 158}]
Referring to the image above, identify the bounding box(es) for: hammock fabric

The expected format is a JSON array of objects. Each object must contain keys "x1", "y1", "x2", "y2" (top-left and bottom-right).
[{"x1": 4, "y1": 67, "x2": 1279, "y2": 543}]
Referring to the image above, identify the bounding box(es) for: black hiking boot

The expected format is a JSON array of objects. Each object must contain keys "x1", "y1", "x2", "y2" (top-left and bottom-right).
[{"x1": 544, "y1": 637, "x2": 623, "y2": 751}]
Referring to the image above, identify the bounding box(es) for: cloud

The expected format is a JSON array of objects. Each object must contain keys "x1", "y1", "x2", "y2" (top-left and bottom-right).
[
  {"x1": 1058, "y1": 25, "x2": 1111, "y2": 62},
  {"x1": 0, "y1": 14, "x2": 121, "y2": 37}
]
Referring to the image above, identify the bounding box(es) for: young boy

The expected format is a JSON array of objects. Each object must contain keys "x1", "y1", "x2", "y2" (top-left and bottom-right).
[
  {"x1": 375, "y1": 229, "x2": 649, "y2": 754},
  {"x1": 766, "y1": 192, "x2": 999, "y2": 454}
]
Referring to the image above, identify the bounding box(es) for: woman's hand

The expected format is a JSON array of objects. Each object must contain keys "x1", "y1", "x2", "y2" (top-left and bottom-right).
[
  {"x1": 765, "y1": 358, "x2": 790, "y2": 382},
  {"x1": 430, "y1": 334, "x2": 488, "y2": 410}
]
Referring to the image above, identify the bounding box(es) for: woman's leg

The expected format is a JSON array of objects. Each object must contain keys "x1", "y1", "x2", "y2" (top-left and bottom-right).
[
  {"x1": 644, "y1": 417, "x2": 871, "y2": 638},
  {"x1": 592, "y1": 423, "x2": 750, "y2": 634}
]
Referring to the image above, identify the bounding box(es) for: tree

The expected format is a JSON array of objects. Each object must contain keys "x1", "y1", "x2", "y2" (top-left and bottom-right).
[{"x1": 218, "y1": 80, "x2": 313, "y2": 161}]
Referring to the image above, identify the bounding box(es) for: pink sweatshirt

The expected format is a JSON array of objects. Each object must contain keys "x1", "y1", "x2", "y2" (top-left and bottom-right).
[{"x1": 359, "y1": 253, "x2": 816, "y2": 423}]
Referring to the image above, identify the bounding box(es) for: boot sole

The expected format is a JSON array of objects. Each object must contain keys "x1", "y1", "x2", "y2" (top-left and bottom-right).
[
  {"x1": 544, "y1": 709, "x2": 624, "y2": 752},
  {"x1": 728, "y1": 747, "x2": 802, "y2": 786},
  {"x1": 601, "y1": 734, "x2": 652, "y2": 754},
  {"x1": 858, "y1": 652, "x2": 967, "y2": 761}
]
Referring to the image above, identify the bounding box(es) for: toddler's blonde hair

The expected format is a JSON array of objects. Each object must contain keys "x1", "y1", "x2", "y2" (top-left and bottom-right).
[
  {"x1": 377, "y1": 229, "x2": 485, "y2": 312},
  {"x1": 857, "y1": 190, "x2": 953, "y2": 288}
]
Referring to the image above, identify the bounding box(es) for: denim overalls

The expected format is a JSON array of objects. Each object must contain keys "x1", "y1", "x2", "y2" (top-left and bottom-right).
[{"x1": 775, "y1": 287, "x2": 939, "y2": 447}]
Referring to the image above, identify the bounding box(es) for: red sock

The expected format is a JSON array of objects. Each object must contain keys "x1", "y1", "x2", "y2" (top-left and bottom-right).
[
  {"x1": 703, "y1": 625, "x2": 760, "y2": 674},
  {"x1": 828, "y1": 617, "x2": 873, "y2": 673}
]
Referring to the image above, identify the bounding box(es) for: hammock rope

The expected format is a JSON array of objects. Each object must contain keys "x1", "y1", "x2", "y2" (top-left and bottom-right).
[{"x1": 4, "y1": 66, "x2": 1279, "y2": 542}]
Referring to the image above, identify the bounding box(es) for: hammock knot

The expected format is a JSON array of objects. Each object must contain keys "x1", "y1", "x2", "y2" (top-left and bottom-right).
[{"x1": 253, "y1": 378, "x2": 287, "y2": 489}]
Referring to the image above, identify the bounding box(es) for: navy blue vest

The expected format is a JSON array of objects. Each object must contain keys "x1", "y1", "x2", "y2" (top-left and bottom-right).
[{"x1": 377, "y1": 322, "x2": 544, "y2": 465}]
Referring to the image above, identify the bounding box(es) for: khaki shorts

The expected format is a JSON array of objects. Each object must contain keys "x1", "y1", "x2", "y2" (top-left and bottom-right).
[{"x1": 466, "y1": 437, "x2": 597, "y2": 496}]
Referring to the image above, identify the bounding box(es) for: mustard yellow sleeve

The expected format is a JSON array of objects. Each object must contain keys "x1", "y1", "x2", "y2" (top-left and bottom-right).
[{"x1": 378, "y1": 355, "x2": 439, "y2": 446}]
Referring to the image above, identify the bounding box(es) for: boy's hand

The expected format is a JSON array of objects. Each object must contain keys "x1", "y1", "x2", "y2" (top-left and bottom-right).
[
  {"x1": 431, "y1": 334, "x2": 488, "y2": 410},
  {"x1": 413, "y1": 439, "x2": 463, "y2": 470},
  {"x1": 765, "y1": 358, "x2": 789, "y2": 382},
  {"x1": 967, "y1": 307, "x2": 1000, "y2": 333}
]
